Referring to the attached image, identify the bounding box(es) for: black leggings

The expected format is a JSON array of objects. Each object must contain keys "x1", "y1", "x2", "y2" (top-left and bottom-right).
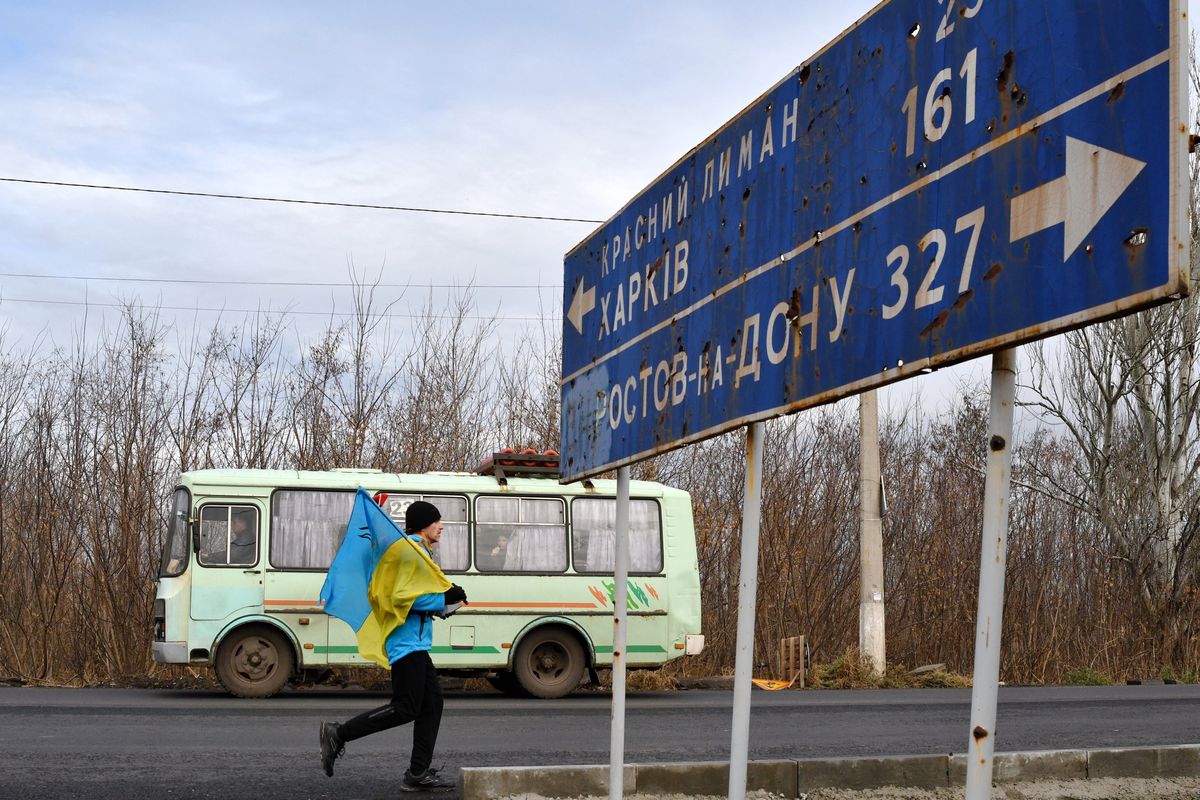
[{"x1": 337, "y1": 650, "x2": 443, "y2": 774}]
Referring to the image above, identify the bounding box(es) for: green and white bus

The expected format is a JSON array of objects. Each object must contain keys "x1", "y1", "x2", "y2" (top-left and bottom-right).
[{"x1": 152, "y1": 456, "x2": 704, "y2": 698}]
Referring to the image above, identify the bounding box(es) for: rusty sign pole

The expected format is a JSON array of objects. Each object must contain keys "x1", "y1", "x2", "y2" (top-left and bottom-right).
[
  {"x1": 965, "y1": 348, "x2": 1017, "y2": 800},
  {"x1": 728, "y1": 422, "x2": 764, "y2": 800},
  {"x1": 609, "y1": 466, "x2": 631, "y2": 800}
]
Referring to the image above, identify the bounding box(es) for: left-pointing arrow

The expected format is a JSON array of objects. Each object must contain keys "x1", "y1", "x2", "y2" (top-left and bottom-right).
[
  {"x1": 567, "y1": 278, "x2": 596, "y2": 335},
  {"x1": 1009, "y1": 137, "x2": 1146, "y2": 262}
]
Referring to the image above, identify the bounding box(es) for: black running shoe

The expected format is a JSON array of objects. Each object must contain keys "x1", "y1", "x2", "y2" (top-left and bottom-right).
[
  {"x1": 319, "y1": 721, "x2": 344, "y2": 777},
  {"x1": 399, "y1": 767, "x2": 455, "y2": 792}
]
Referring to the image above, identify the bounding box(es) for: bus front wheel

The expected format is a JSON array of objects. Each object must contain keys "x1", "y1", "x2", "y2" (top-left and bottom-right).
[
  {"x1": 215, "y1": 625, "x2": 294, "y2": 698},
  {"x1": 513, "y1": 628, "x2": 585, "y2": 699}
]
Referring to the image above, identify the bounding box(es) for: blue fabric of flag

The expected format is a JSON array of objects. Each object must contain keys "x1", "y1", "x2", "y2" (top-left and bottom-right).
[
  {"x1": 319, "y1": 486, "x2": 451, "y2": 666},
  {"x1": 319, "y1": 487, "x2": 402, "y2": 635}
]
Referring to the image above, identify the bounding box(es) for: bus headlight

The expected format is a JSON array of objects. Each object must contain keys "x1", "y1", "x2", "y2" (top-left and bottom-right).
[{"x1": 685, "y1": 634, "x2": 704, "y2": 656}]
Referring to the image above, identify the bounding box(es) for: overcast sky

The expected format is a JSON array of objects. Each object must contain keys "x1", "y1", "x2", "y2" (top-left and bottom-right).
[{"x1": 0, "y1": 1, "x2": 1193, "y2": 413}]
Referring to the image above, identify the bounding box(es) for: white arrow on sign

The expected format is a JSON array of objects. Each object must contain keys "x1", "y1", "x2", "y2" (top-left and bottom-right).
[
  {"x1": 1009, "y1": 136, "x2": 1146, "y2": 262},
  {"x1": 567, "y1": 278, "x2": 596, "y2": 335}
]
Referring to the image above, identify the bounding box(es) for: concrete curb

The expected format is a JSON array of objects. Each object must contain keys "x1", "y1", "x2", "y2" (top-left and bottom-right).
[{"x1": 461, "y1": 744, "x2": 1200, "y2": 798}]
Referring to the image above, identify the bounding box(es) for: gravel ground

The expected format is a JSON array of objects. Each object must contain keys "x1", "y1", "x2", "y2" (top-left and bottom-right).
[{"x1": 497, "y1": 777, "x2": 1200, "y2": 799}]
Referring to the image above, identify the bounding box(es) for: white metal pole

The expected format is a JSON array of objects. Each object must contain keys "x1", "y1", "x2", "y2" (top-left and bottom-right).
[
  {"x1": 965, "y1": 348, "x2": 1017, "y2": 800},
  {"x1": 859, "y1": 389, "x2": 886, "y2": 674},
  {"x1": 609, "y1": 466, "x2": 631, "y2": 800},
  {"x1": 728, "y1": 422, "x2": 764, "y2": 800}
]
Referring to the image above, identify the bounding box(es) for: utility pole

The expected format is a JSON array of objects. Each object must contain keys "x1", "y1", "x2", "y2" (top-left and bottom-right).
[{"x1": 859, "y1": 389, "x2": 885, "y2": 673}]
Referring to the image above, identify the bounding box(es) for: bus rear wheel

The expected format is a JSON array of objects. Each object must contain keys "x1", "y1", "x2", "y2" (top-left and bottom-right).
[
  {"x1": 215, "y1": 625, "x2": 293, "y2": 698},
  {"x1": 513, "y1": 628, "x2": 585, "y2": 699}
]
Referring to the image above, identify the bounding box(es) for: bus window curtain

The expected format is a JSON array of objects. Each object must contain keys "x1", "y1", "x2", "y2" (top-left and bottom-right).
[
  {"x1": 271, "y1": 491, "x2": 356, "y2": 569},
  {"x1": 573, "y1": 499, "x2": 662, "y2": 573},
  {"x1": 437, "y1": 524, "x2": 469, "y2": 571},
  {"x1": 503, "y1": 527, "x2": 567, "y2": 572}
]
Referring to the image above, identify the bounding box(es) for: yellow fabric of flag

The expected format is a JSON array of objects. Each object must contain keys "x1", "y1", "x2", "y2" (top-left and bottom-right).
[{"x1": 357, "y1": 536, "x2": 453, "y2": 667}]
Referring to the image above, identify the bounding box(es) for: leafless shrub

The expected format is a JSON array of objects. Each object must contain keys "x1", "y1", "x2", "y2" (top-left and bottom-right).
[{"x1": 0, "y1": 269, "x2": 1197, "y2": 688}]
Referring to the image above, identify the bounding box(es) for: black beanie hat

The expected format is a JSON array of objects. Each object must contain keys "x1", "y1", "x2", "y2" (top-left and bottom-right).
[{"x1": 405, "y1": 500, "x2": 441, "y2": 534}]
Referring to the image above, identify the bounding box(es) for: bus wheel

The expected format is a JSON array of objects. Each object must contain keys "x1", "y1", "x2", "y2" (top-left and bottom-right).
[
  {"x1": 486, "y1": 670, "x2": 528, "y2": 697},
  {"x1": 513, "y1": 628, "x2": 585, "y2": 699},
  {"x1": 215, "y1": 625, "x2": 293, "y2": 698}
]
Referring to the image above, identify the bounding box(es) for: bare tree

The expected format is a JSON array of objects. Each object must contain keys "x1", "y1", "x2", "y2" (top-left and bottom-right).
[
  {"x1": 1019, "y1": 43, "x2": 1200, "y2": 663},
  {"x1": 166, "y1": 316, "x2": 224, "y2": 471},
  {"x1": 492, "y1": 306, "x2": 562, "y2": 452},
  {"x1": 380, "y1": 288, "x2": 498, "y2": 473},
  {"x1": 0, "y1": 276, "x2": 1196, "y2": 688},
  {"x1": 209, "y1": 311, "x2": 291, "y2": 468}
]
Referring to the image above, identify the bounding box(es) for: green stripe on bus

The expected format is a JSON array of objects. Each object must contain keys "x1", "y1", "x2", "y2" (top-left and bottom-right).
[
  {"x1": 314, "y1": 645, "x2": 501, "y2": 655},
  {"x1": 593, "y1": 645, "x2": 668, "y2": 654}
]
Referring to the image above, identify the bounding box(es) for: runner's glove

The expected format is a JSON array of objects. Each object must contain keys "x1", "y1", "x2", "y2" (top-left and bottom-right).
[{"x1": 444, "y1": 584, "x2": 467, "y2": 605}]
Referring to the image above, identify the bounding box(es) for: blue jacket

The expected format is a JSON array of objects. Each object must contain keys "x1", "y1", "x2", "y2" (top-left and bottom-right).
[{"x1": 384, "y1": 535, "x2": 447, "y2": 664}]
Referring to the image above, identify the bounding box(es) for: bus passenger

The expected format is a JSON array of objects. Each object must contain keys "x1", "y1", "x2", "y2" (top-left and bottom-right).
[
  {"x1": 319, "y1": 501, "x2": 468, "y2": 792},
  {"x1": 477, "y1": 532, "x2": 509, "y2": 570}
]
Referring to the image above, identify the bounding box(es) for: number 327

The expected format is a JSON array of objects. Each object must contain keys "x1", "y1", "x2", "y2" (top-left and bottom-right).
[{"x1": 881, "y1": 206, "x2": 985, "y2": 320}]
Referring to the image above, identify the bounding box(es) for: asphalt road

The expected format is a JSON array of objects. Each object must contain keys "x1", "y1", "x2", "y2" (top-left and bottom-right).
[{"x1": 2, "y1": 684, "x2": 1198, "y2": 800}]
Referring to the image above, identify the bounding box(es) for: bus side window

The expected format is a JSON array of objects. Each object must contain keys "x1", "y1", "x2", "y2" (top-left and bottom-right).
[
  {"x1": 571, "y1": 498, "x2": 663, "y2": 574},
  {"x1": 476, "y1": 496, "x2": 566, "y2": 573},
  {"x1": 373, "y1": 493, "x2": 469, "y2": 572},
  {"x1": 424, "y1": 495, "x2": 468, "y2": 573},
  {"x1": 271, "y1": 489, "x2": 356, "y2": 569},
  {"x1": 198, "y1": 505, "x2": 259, "y2": 567}
]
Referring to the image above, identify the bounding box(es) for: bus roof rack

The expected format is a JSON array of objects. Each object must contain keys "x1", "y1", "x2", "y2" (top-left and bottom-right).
[{"x1": 477, "y1": 449, "x2": 560, "y2": 483}]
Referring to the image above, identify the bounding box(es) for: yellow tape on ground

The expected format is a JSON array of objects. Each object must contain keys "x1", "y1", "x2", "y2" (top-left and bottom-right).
[{"x1": 750, "y1": 672, "x2": 800, "y2": 691}]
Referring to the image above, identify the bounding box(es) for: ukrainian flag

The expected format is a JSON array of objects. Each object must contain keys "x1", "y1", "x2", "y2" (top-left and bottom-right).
[{"x1": 320, "y1": 488, "x2": 452, "y2": 667}]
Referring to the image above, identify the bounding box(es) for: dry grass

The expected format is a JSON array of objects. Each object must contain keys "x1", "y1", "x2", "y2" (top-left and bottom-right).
[{"x1": 809, "y1": 648, "x2": 972, "y2": 690}]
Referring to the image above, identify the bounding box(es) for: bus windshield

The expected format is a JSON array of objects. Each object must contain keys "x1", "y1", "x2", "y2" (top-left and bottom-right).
[{"x1": 159, "y1": 487, "x2": 190, "y2": 578}]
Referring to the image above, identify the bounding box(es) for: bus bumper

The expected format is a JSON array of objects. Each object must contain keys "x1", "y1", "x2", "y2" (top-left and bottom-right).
[
  {"x1": 152, "y1": 641, "x2": 188, "y2": 664},
  {"x1": 685, "y1": 635, "x2": 705, "y2": 655}
]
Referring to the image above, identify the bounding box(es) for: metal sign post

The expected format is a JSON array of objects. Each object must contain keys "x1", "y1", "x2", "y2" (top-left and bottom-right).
[
  {"x1": 728, "y1": 422, "x2": 764, "y2": 800},
  {"x1": 609, "y1": 466, "x2": 630, "y2": 800},
  {"x1": 965, "y1": 349, "x2": 1017, "y2": 799}
]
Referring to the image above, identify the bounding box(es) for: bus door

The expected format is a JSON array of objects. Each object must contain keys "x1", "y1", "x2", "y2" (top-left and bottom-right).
[
  {"x1": 262, "y1": 570, "x2": 329, "y2": 665},
  {"x1": 190, "y1": 501, "x2": 265, "y2": 622}
]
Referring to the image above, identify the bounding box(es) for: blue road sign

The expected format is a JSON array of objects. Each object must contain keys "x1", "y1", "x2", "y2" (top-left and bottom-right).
[{"x1": 560, "y1": 0, "x2": 1188, "y2": 482}]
